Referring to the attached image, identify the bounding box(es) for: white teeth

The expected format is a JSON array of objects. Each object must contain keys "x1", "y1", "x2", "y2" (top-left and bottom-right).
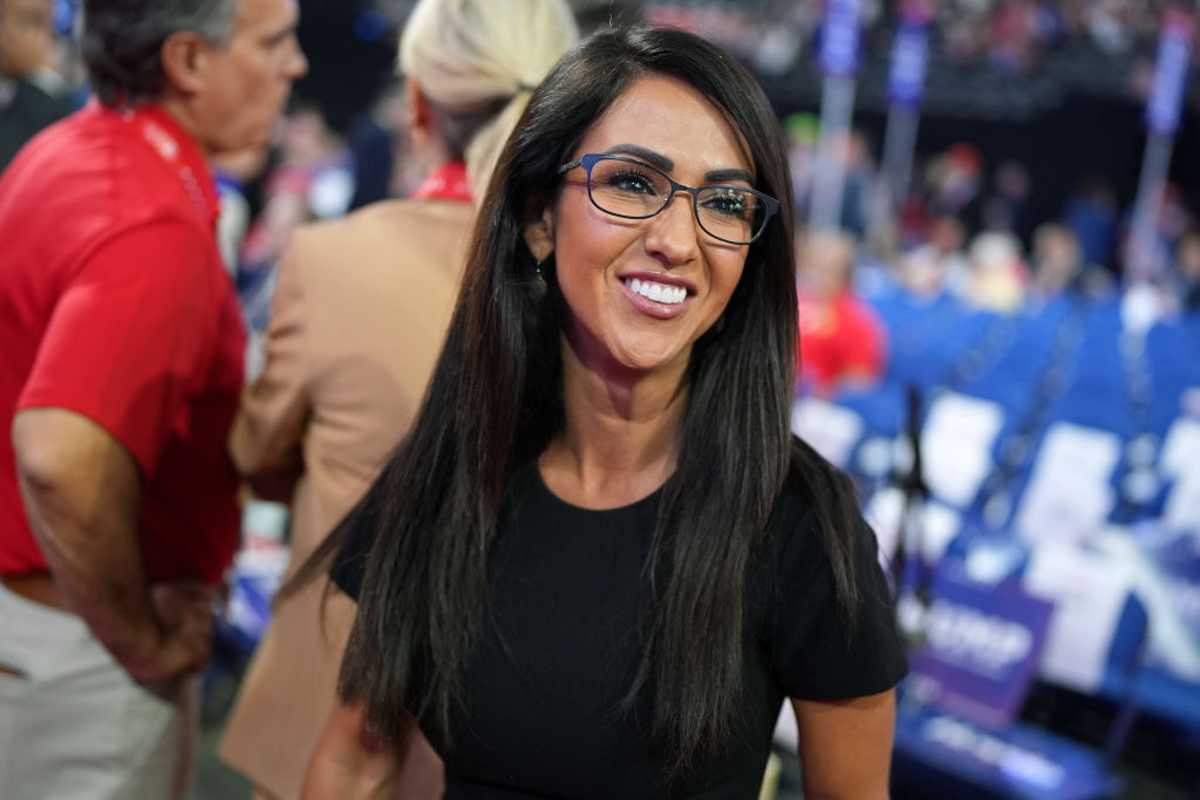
[{"x1": 628, "y1": 278, "x2": 687, "y2": 305}]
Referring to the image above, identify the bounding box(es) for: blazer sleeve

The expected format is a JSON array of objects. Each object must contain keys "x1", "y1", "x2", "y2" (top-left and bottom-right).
[{"x1": 229, "y1": 231, "x2": 314, "y2": 497}]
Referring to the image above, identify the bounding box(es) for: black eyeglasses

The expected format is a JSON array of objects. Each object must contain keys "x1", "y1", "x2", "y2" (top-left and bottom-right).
[{"x1": 558, "y1": 153, "x2": 780, "y2": 245}]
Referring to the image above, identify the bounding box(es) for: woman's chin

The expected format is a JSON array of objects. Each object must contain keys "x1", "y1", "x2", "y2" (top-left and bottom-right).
[{"x1": 607, "y1": 337, "x2": 692, "y2": 375}]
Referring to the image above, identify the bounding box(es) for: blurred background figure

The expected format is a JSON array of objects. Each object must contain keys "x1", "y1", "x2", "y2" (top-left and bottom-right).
[
  {"x1": 796, "y1": 231, "x2": 886, "y2": 396},
  {"x1": 0, "y1": 0, "x2": 72, "y2": 173},
  {"x1": 1029, "y1": 222, "x2": 1084, "y2": 302},
  {"x1": 1064, "y1": 177, "x2": 1119, "y2": 274},
  {"x1": 1173, "y1": 230, "x2": 1200, "y2": 313},
  {"x1": 215, "y1": 1, "x2": 577, "y2": 798},
  {"x1": 568, "y1": 0, "x2": 641, "y2": 34},
  {"x1": 981, "y1": 159, "x2": 1032, "y2": 239},
  {"x1": 213, "y1": 145, "x2": 271, "y2": 279},
  {"x1": 0, "y1": 0, "x2": 306, "y2": 798},
  {"x1": 963, "y1": 231, "x2": 1028, "y2": 313},
  {"x1": 901, "y1": 214, "x2": 970, "y2": 300}
]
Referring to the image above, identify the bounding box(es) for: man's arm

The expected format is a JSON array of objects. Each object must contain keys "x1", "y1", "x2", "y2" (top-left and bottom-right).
[{"x1": 12, "y1": 407, "x2": 210, "y2": 683}]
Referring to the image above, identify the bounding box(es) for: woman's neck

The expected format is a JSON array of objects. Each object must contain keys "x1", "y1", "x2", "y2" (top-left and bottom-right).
[{"x1": 538, "y1": 327, "x2": 689, "y2": 510}]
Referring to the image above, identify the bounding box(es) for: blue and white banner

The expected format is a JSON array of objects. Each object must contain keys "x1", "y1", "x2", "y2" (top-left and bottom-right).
[
  {"x1": 1146, "y1": 11, "x2": 1194, "y2": 136},
  {"x1": 819, "y1": 0, "x2": 862, "y2": 77}
]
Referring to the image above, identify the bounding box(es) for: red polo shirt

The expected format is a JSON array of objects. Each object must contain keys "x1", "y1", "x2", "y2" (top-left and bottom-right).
[
  {"x1": 0, "y1": 103, "x2": 245, "y2": 585},
  {"x1": 797, "y1": 289, "x2": 886, "y2": 395}
]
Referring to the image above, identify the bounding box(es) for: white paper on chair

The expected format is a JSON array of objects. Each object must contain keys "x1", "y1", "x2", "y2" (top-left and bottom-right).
[
  {"x1": 1160, "y1": 419, "x2": 1200, "y2": 478},
  {"x1": 791, "y1": 398, "x2": 863, "y2": 468},
  {"x1": 1160, "y1": 419, "x2": 1200, "y2": 530},
  {"x1": 1164, "y1": 475, "x2": 1200, "y2": 531},
  {"x1": 920, "y1": 393, "x2": 1004, "y2": 507},
  {"x1": 1015, "y1": 423, "x2": 1120, "y2": 546},
  {"x1": 1022, "y1": 542, "x2": 1130, "y2": 692}
]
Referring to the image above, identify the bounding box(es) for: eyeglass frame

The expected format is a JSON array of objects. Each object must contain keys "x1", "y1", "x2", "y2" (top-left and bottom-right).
[{"x1": 557, "y1": 153, "x2": 781, "y2": 245}]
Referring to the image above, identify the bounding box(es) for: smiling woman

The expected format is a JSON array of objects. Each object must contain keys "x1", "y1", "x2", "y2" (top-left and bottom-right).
[{"x1": 291, "y1": 24, "x2": 907, "y2": 800}]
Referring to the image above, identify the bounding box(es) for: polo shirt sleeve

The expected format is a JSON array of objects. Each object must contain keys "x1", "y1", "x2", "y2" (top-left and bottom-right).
[
  {"x1": 769, "y1": 492, "x2": 908, "y2": 700},
  {"x1": 18, "y1": 220, "x2": 216, "y2": 475}
]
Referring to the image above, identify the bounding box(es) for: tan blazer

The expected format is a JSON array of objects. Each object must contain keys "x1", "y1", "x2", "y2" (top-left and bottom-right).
[{"x1": 218, "y1": 198, "x2": 474, "y2": 799}]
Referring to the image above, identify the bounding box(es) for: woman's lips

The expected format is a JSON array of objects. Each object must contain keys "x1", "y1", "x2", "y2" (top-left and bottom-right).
[{"x1": 619, "y1": 275, "x2": 692, "y2": 319}]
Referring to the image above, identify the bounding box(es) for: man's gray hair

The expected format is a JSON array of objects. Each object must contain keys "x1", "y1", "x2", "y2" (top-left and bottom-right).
[{"x1": 82, "y1": 0, "x2": 238, "y2": 107}]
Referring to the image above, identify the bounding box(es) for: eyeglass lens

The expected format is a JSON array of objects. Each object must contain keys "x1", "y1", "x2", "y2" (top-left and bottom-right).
[{"x1": 587, "y1": 157, "x2": 766, "y2": 244}]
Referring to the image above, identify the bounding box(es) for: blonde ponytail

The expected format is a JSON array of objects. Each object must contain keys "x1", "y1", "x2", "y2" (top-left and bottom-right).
[{"x1": 399, "y1": 0, "x2": 578, "y2": 200}]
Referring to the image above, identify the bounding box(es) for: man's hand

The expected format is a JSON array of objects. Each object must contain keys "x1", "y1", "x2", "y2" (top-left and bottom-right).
[
  {"x1": 124, "y1": 582, "x2": 215, "y2": 691},
  {"x1": 13, "y1": 408, "x2": 215, "y2": 689}
]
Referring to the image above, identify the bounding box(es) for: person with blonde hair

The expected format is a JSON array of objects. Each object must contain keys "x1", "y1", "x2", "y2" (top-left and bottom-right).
[{"x1": 216, "y1": 2, "x2": 577, "y2": 797}]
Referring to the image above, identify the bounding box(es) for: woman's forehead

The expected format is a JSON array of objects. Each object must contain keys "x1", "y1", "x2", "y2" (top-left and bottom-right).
[{"x1": 575, "y1": 75, "x2": 753, "y2": 177}]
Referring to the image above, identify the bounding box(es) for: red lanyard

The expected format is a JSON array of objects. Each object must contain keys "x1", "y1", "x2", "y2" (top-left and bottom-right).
[{"x1": 412, "y1": 161, "x2": 472, "y2": 203}]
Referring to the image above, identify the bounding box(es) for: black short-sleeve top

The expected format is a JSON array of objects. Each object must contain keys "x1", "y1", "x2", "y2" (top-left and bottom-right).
[{"x1": 331, "y1": 459, "x2": 907, "y2": 798}]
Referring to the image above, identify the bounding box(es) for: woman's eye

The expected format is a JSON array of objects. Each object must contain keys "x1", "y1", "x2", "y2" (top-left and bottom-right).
[
  {"x1": 604, "y1": 170, "x2": 658, "y2": 195},
  {"x1": 703, "y1": 191, "x2": 750, "y2": 218}
]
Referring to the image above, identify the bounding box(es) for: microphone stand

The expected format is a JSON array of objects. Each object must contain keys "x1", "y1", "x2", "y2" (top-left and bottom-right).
[{"x1": 891, "y1": 383, "x2": 932, "y2": 648}]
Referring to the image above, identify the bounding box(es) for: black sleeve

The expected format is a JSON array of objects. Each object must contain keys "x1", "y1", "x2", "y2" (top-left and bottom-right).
[
  {"x1": 768, "y1": 498, "x2": 908, "y2": 700},
  {"x1": 328, "y1": 502, "x2": 377, "y2": 601}
]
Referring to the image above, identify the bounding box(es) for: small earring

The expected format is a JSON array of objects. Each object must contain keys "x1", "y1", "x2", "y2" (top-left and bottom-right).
[{"x1": 532, "y1": 257, "x2": 548, "y2": 300}]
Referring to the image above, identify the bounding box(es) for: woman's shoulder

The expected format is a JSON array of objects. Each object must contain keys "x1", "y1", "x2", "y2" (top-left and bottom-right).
[
  {"x1": 767, "y1": 436, "x2": 849, "y2": 536},
  {"x1": 760, "y1": 435, "x2": 874, "y2": 588}
]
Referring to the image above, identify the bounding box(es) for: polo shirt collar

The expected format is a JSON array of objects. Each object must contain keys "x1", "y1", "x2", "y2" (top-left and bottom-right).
[
  {"x1": 124, "y1": 103, "x2": 222, "y2": 226},
  {"x1": 0, "y1": 77, "x2": 15, "y2": 110}
]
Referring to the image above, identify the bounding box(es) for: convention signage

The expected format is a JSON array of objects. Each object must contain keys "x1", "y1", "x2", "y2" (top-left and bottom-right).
[
  {"x1": 819, "y1": 0, "x2": 861, "y2": 77},
  {"x1": 1146, "y1": 10, "x2": 1194, "y2": 136},
  {"x1": 888, "y1": 1, "x2": 931, "y2": 107},
  {"x1": 907, "y1": 576, "x2": 1054, "y2": 728}
]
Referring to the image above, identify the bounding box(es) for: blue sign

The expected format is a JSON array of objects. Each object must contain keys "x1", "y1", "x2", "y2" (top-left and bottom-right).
[
  {"x1": 820, "y1": 0, "x2": 861, "y2": 77},
  {"x1": 907, "y1": 577, "x2": 1055, "y2": 728},
  {"x1": 888, "y1": 16, "x2": 930, "y2": 106},
  {"x1": 53, "y1": 0, "x2": 76, "y2": 37},
  {"x1": 1146, "y1": 13, "x2": 1194, "y2": 135},
  {"x1": 896, "y1": 706, "x2": 1121, "y2": 800}
]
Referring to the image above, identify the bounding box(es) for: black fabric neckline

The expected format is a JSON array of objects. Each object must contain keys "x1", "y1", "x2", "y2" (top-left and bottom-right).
[{"x1": 526, "y1": 461, "x2": 665, "y2": 518}]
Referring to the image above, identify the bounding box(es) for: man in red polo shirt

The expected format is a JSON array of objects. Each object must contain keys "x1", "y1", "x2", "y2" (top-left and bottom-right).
[
  {"x1": 0, "y1": 1, "x2": 306, "y2": 796},
  {"x1": 796, "y1": 231, "x2": 887, "y2": 396}
]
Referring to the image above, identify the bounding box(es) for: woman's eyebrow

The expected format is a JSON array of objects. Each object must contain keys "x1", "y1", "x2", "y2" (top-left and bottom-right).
[
  {"x1": 602, "y1": 144, "x2": 674, "y2": 172},
  {"x1": 704, "y1": 168, "x2": 754, "y2": 184},
  {"x1": 601, "y1": 145, "x2": 753, "y2": 184}
]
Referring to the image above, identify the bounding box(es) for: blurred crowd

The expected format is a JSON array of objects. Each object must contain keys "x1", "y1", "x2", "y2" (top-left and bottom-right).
[
  {"x1": 788, "y1": 125, "x2": 1200, "y2": 321},
  {"x1": 5, "y1": 0, "x2": 1198, "y2": 397},
  {"x1": 648, "y1": 0, "x2": 1175, "y2": 69}
]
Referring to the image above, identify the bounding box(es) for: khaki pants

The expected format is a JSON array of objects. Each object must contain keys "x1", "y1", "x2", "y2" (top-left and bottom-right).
[{"x1": 0, "y1": 584, "x2": 196, "y2": 799}]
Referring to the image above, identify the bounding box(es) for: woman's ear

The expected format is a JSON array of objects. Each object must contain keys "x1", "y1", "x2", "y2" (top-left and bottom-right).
[{"x1": 522, "y1": 207, "x2": 555, "y2": 262}]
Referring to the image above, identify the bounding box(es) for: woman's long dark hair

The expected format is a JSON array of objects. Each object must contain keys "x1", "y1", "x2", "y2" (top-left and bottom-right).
[{"x1": 289, "y1": 26, "x2": 864, "y2": 775}]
